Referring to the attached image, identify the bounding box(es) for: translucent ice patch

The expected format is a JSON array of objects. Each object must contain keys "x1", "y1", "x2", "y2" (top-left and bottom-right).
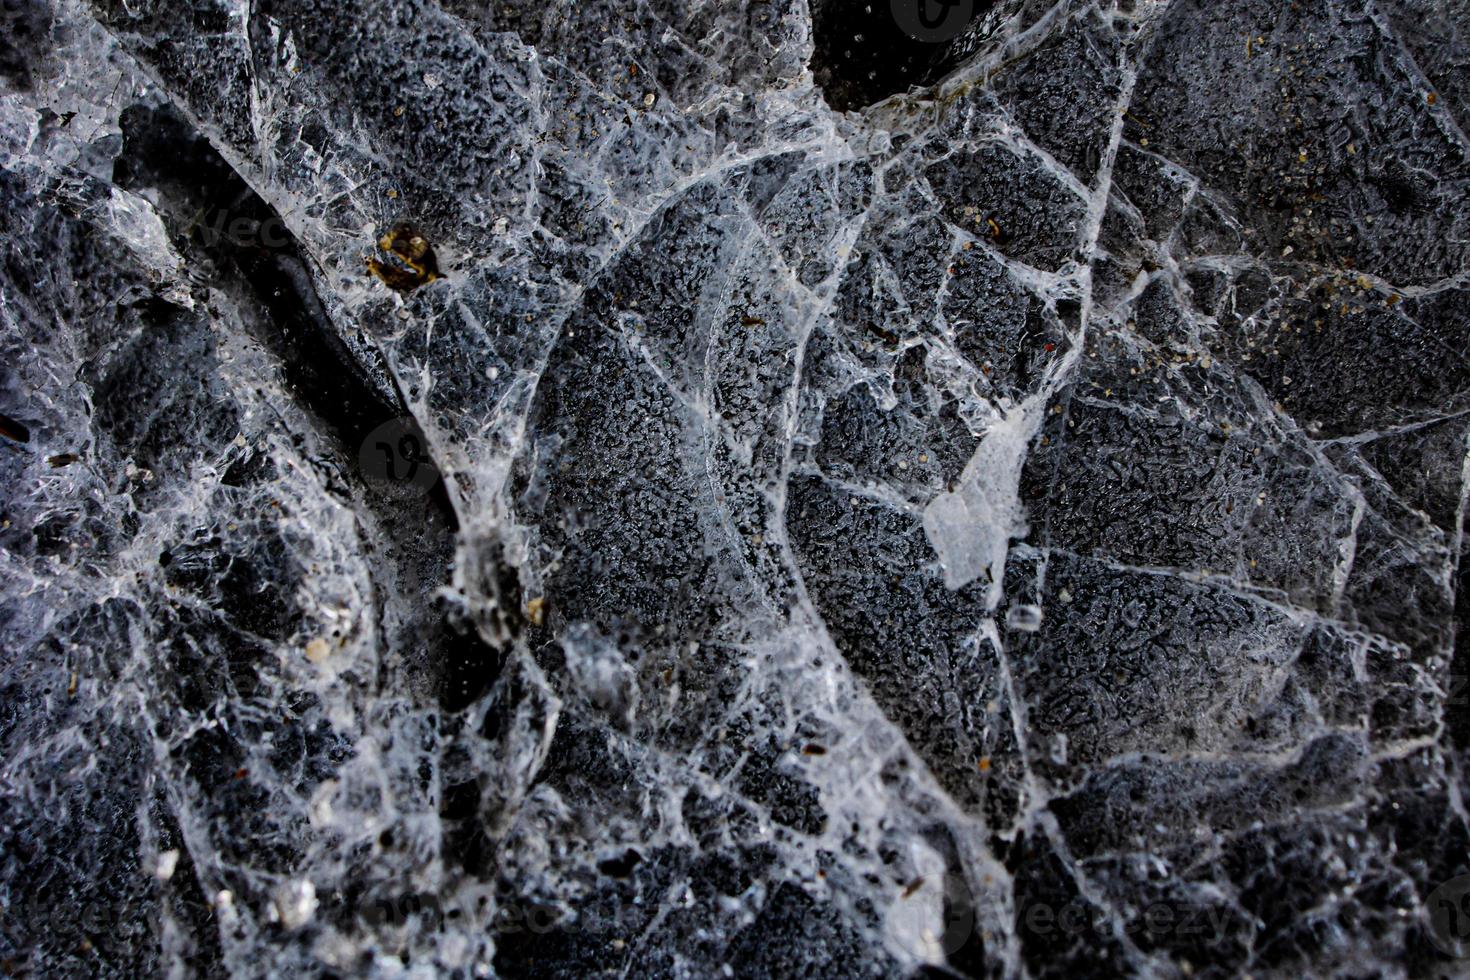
[{"x1": 921, "y1": 404, "x2": 1036, "y2": 598}]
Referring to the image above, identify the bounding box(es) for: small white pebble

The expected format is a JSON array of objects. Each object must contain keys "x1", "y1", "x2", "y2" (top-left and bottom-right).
[
  {"x1": 155, "y1": 849, "x2": 179, "y2": 881},
  {"x1": 273, "y1": 879, "x2": 318, "y2": 931}
]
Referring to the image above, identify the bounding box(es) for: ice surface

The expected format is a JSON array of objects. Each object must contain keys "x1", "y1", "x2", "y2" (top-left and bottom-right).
[
  {"x1": 923, "y1": 402, "x2": 1037, "y2": 596},
  {"x1": 2, "y1": 0, "x2": 1469, "y2": 976}
]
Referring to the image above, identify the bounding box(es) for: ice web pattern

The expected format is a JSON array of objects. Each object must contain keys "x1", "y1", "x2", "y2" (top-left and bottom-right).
[{"x1": 2, "y1": 0, "x2": 1470, "y2": 976}]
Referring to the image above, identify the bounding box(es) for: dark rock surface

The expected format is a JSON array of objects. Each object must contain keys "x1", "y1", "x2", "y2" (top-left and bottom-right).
[{"x1": 2, "y1": 0, "x2": 1468, "y2": 976}]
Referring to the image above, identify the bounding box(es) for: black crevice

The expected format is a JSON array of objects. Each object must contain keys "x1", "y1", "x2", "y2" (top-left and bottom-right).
[
  {"x1": 111, "y1": 102, "x2": 504, "y2": 713},
  {"x1": 112, "y1": 102, "x2": 412, "y2": 472}
]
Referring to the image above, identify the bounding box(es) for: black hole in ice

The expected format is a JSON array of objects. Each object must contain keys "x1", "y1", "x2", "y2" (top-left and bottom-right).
[
  {"x1": 441, "y1": 638, "x2": 496, "y2": 713},
  {"x1": 597, "y1": 848, "x2": 643, "y2": 878},
  {"x1": 596, "y1": 846, "x2": 643, "y2": 875},
  {"x1": 441, "y1": 777, "x2": 490, "y2": 873},
  {"x1": 809, "y1": 0, "x2": 994, "y2": 111},
  {"x1": 442, "y1": 779, "x2": 481, "y2": 822},
  {"x1": 1055, "y1": 298, "x2": 1082, "y2": 328}
]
